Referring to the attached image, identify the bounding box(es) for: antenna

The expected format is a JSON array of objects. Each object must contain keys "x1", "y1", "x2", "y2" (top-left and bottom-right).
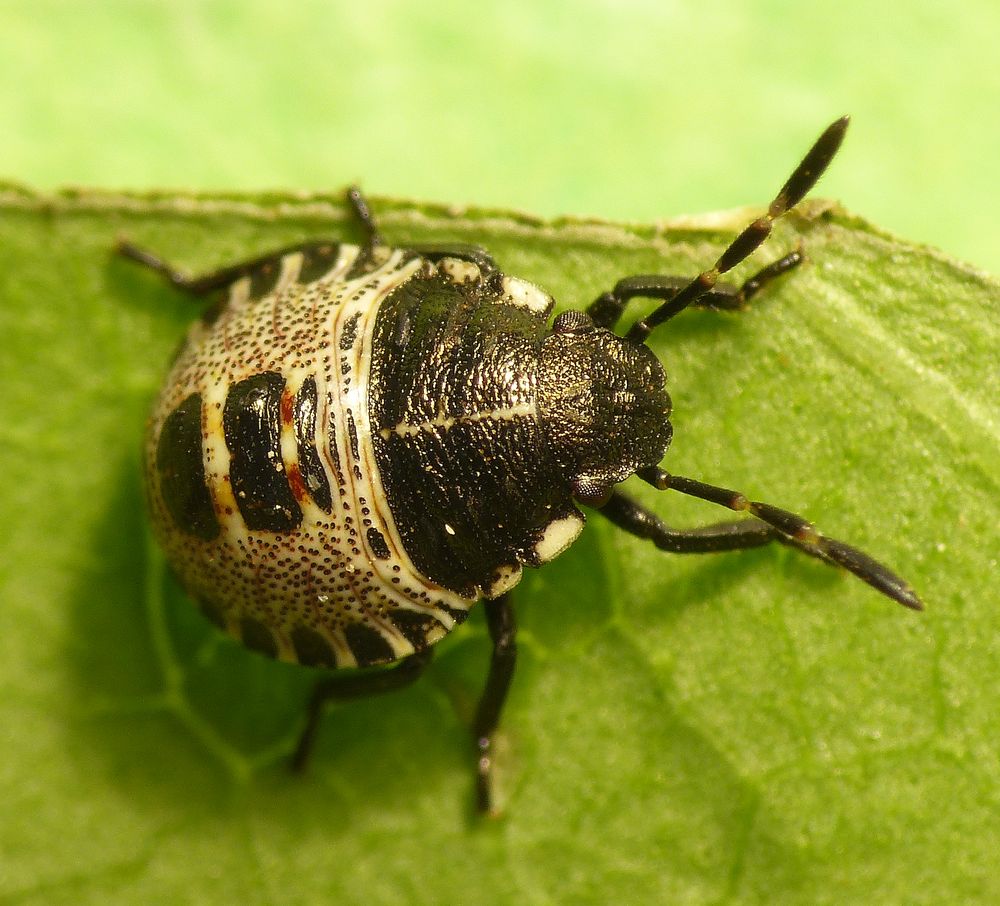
[{"x1": 626, "y1": 116, "x2": 849, "y2": 343}]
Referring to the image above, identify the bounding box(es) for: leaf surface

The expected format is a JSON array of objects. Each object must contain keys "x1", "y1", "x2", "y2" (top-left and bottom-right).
[{"x1": 0, "y1": 186, "x2": 996, "y2": 904}]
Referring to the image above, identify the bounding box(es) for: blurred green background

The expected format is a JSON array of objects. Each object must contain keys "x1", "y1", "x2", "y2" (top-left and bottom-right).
[{"x1": 2, "y1": 0, "x2": 997, "y2": 273}]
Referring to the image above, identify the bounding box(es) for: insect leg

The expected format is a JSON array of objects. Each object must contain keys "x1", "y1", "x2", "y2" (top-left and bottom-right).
[
  {"x1": 291, "y1": 647, "x2": 434, "y2": 773},
  {"x1": 346, "y1": 186, "x2": 500, "y2": 273},
  {"x1": 403, "y1": 243, "x2": 499, "y2": 274},
  {"x1": 599, "y1": 489, "x2": 781, "y2": 552},
  {"x1": 635, "y1": 468, "x2": 923, "y2": 610},
  {"x1": 586, "y1": 247, "x2": 805, "y2": 330},
  {"x1": 117, "y1": 238, "x2": 348, "y2": 300},
  {"x1": 345, "y1": 185, "x2": 383, "y2": 251},
  {"x1": 472, "y1": 593, "x2": 517, "y2": 817},
  {"x1": 117, "y1": 185, "x2": 389, "y2": 299},
  {"x1": 727, "y1": 247, "x2": 805, "y2": 308}
]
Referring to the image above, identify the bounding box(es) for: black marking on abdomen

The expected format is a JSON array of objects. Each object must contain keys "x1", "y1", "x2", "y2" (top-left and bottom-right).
[
  {"x1": 294, "y1": 376, "x2": 332, "y2": 512},
  {"x1": 297, "y1": 242, "x2": 343, "y2": 284},
  {"x1": 223, "y1": 371, "x2": 303, "y2": 532},
  {"x1": 157, "y1": 392, "x2": 220, "y2": 541},
  {"x1": 199, "y1": 600, "x2": 227, "y2": 630},
  {"x1": 345, "y1": 251, "x2": 376, "y2": 281},
  {"x1": 388, "y1": 610, "x2": 437, "y2": 650},
  {"x1": 339, "y1": 311, "x2": 361, "y2": 350},
  {"x1": 440, "y1": 603, "x2": 470, "y2": 625},
  {"x1": 346, "y1": 411, "x2": 360, "y2": 460},
  {"x1": 248, "y1": 260, "x2": 282, "y2": 301},
  {"x1": 240, "y1": 617, "x2": 279, "y2": 659},
  {"x1": 200, "y1": 294, "x2": 227, "y2": 327},
  {"x1": 345, "y1": 623, "x2": 396, "y2": 667},
  {"x1": 292, "y1": 624, "x2": 337, "y2": 667},
  {"x1": 366, "y1": 527, "x2": 391, "y2": 559}
]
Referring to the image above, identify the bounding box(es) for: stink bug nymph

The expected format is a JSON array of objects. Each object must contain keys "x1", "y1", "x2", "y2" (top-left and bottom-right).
[{"x1": 122, "y1": 116, "x2": 921, "y2": 816}]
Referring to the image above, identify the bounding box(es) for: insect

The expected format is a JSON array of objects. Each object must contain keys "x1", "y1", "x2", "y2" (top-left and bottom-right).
[{"x1": 121, "y1": 115, "x2": 921, "y2": 816}]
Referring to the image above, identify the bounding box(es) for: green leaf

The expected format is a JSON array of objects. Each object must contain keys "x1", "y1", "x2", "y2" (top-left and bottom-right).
[{"x1": 1, "y1": 185, "x2": 996, "y2": 904}]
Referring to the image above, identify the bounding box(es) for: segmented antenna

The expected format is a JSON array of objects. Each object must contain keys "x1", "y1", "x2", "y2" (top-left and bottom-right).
[{"x1": 626, "y1": 116, "x2": 849, "y2": 343}]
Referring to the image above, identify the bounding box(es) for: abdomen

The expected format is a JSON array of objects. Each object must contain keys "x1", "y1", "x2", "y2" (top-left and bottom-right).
[{"x1": 145, "y1": 245, "x2": 476, "y2": 668}]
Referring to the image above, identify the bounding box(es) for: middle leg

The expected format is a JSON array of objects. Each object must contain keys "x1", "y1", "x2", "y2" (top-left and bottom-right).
[{"x1": 586, "y1": 247, "x2": 804, "y2": 331}]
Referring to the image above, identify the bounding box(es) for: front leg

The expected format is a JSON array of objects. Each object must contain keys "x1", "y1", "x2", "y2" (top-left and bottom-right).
[
  {"x1": 633, "y1": 470, "x2": 922, "y2": 610},
  {"x1": 599, "y1": 490, "x2": 781, "y2": 553}
]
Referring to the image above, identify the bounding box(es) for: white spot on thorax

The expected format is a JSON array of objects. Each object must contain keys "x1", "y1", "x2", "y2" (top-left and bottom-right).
[
  {"x1": 534, "y1": 513, "x2": 585, "y2": 563},
  {"x1": 501, "y1": 275, "x2": 554, "y2": 316},
  {"x1": 439, "y1": 258, "x2": 481, "y2": 284}
]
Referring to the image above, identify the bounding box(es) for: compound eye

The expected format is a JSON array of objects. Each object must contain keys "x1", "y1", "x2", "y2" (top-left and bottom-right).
[
  {"x1": 572, "y1": 475, "x2": 614, "y2": 508},
  {"x1": 553, "y1": 310, "x2": 594, "y2": 335}
]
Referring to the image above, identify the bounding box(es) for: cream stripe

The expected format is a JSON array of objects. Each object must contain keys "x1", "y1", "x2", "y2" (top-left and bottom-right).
[
  {"x1": 380, "y1": 403, "x2": 536, "y2": 439},
  {"x1": 276, "y1": 251, "x2": 303, "y2": 292},
  {"x1": 335, "y1": 251, "x2": 438, "y2": 658},
  {"x1": 321, "y1": 253, "x2": 478, "y2": 656},
  {"x1": 351, "y1": 258, "x2": 479, "y2": 620}
]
